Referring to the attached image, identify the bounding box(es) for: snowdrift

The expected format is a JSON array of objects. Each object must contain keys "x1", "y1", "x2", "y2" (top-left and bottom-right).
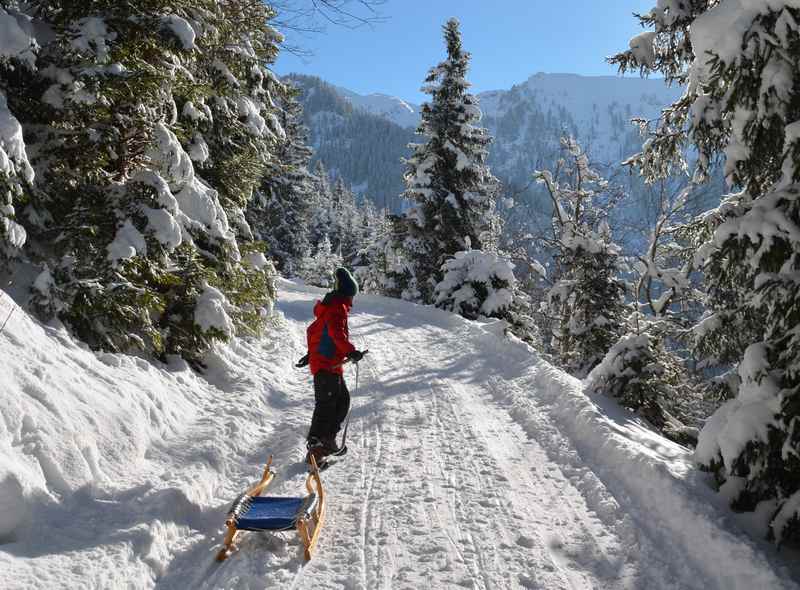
[{"x1": 0, "y1": 294, "x2": 198, "y2": 541}]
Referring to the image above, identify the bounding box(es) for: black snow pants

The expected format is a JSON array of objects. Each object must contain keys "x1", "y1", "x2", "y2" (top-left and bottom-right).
[{"x1": 308, "y1": 370, "x2": 350, "y2": 442}]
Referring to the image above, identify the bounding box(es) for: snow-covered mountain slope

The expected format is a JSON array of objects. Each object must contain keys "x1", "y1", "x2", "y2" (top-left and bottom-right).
[
  {"x1": 479, "y1": 73, "x2": 682, "y2": 182},
  {"x1": 286, "y1": 74, "x2": 415, "y2": 211},
  {"x1": 292, "y1": 72, "x2": 683, "y2": 213},
  {"x1": 333, "y1": 85, "x2": 420, "y2": 130},
  {"x1": 1, "y1": 282, "x2": 797, "y2": 589}
]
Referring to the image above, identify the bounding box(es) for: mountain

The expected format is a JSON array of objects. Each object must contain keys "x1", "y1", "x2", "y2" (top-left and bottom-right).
[
  {"x1": 478, "y1": 73, "x2": 682, "y2": 187},
  {"x1": 286, "y1": 74, "x2": 415, "y2": 211},
  {"x1": 333, "y1": 84, "x2": 421, "y2": 129},
  {"x1": 291, "y1": 72, "x2": 682, "y2": 205}
]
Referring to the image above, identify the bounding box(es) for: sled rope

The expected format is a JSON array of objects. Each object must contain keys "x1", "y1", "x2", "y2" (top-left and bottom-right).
[{"x1": 339, "y1": 361, "x2": 358, "y2": 450}]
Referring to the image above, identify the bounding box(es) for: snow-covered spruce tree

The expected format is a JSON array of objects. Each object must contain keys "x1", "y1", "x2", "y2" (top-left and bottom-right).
[
  {"x1": 587, "y1": 313, "x2": 701, "y2": 446},
  {"x1": 0, "y1": 95, "x2": 30, "y2": 262},
  {"x1": 598, "y1": 181, "x2": 717, "y2": 439},
  {"x1": 307, "y1": 159, "x2": 334, "y2": 249},
  {"x1": 247, "y1": 83, "x2": 314, "y2": 276},
  {"x1": 174, "y1": 0, "x2": 283, "y2": 349},
  {"x1": 8, "y1": 1, "x2": 280, "y2": 360},
  {"x1": 297, "y1": 234, "x2": 342, "y2": 289},
  {"x1": 396, "y1": 18, "x2": 501, "y2": 303},
  {"x1": 611, "y1": 2, "x2": 800, "y2": 543},
  {"x1": 535, "y1": 138, "x2": 627, "y2": 377},
  {"x1": 352, "y1": 203, "x2": 394, "y2": 294},
  {"x1": 357, "y1": 212, "x2": 414, "y2": 298},
  {"x1": 303, "y1": 161, "x2": 368, "y2": 265},
  {"x1": 331, "y1": 176, "x2": 360, "y2": 262},
  {"x1": 0, "y1": 9, "x2": 35, "y2": 262},
  {"x1": 434, "y1": 249, "x2": 537, "y2": 343}
]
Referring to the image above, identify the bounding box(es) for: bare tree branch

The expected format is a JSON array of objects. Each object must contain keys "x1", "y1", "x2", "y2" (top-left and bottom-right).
[
  {"x1": 271, "y1": 0, "x2": 388, "y2": 34},
  {"x1": 269, "y1": 0, "x2": 388, "y2": 59}
]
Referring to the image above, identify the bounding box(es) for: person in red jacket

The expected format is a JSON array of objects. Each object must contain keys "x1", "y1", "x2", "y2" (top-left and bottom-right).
[{"x1": 297, "y1": 268, "x2": 366, "y2": 465}]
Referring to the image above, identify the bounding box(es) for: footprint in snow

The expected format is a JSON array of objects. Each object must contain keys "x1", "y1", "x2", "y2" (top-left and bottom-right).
[{"x1": 516, "y1": 535, "x2": 536, "y2": 549}]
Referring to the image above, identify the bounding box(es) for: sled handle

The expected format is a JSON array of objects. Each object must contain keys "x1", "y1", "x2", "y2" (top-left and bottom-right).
[
  {"x1": 246, "y1": 455, "x2": 274, "y2": 498},
  {"x1": 332, "y1": 349, "x2": 369, "y2": 369},
  {"x1": 302, "y1": 455, "x2": 326, "y2": 560}
]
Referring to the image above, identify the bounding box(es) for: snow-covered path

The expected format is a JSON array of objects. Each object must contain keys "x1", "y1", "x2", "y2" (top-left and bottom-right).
[{"x1": 1, "y1": 281, "x2": 797, "y2": 589}]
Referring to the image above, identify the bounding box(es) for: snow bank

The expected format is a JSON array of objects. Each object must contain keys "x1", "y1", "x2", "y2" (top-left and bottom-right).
[
  {"x1": 0, "y1": 296, "x2": 200, "y2": 541},
  {"x1": 466, "y1": 324, "x2": 798, "y2": 589},
  {"x1": 0, "y1": 454, "x2": 33, "y2": 542},
  {"x1": 0, "y1": 281, "x2": 308, "y2": 587}
]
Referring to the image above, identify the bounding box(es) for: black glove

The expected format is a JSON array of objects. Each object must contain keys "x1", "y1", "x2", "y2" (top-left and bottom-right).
[
  {"x1": 347, "y1": 350, "x2": 367, "y2": 363},
  {"x1": 295, "y1": 353, "x2": 309, "y2": 368}
]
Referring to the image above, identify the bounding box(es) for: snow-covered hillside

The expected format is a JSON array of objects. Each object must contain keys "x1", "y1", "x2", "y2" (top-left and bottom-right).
[
  {"x1": 479, "y1": 73, "x2": 683, "y2": 175},
  {"x1": 333, "y1": 85, "x2": 421, "y2": 130},
  {"x1": 292, "y1": 72, "x2": 683, "y2": 211},
  {"x1": 286, "y1": 74, "x2": 415, "y2": 211},
  {"x1": 0, "y1": 282, "x2": 797, "y2": 589},
  {"x1": 329, "y1": 73, "x2": 681, "y2": 155}
]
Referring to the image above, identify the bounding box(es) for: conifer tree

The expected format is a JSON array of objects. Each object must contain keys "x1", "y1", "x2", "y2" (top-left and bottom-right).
[
  {"x1": 0, "y1": 15, "x2": 34, "y2": 262},
  {"x1": 353, "y1": 206, "x2": 390, "y2": 293},
  {"x1": 358, "y1": 213, "x2": 413, "y2": 298},
  {"x1": 397, "y1": 18, "x2": 501, "y2": 303},
  {"x1": 0, "y1": 95, "x2": 29, "y2": 261},
  {"x1": 587, "y1": 312, "x2": 701, "y2": 446},
  {"x1": 331, "y1": 176, "x2": 359, "y2": 261},
  {"x1": 297, "y1": 234, "x2": 342, "y2": 289},
  {"x1": 434, "y1": 249, "x2": 537, "y2": 343},
  {"x1": 308, "y1": 160, "x2": 334, "y2": 248},
  {"x1": 612, "y1": 1, "x2": 800, "y2": 543},
  {"x1": 535, "y1": 137, "x2": 627, "y2": 377},
  {"x1": 247, "y1": 84, "x2": 314, "y2": 276},
  {"x1": 3, "y1": 1, "x2": 281, "y2": 361}
]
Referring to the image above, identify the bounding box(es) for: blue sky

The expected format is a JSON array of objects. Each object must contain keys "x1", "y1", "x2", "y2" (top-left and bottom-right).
[{"x1": 274, "y1": 1, "x2": 655, "y2": 103}]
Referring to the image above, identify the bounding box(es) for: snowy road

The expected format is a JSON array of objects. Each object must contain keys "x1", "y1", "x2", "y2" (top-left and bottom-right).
[{"x1": 1, "y1": 281, "x2": 797, "y2": 589}]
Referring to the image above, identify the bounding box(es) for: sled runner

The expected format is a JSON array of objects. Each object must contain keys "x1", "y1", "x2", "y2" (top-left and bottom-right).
[{"x1": 216, "y1": 455, "x2": 326, "y2": 562}]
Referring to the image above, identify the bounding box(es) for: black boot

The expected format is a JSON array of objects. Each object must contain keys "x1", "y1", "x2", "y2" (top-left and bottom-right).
[{"x1": 320, "y1": 436, "x2": 340, "y2": 454}]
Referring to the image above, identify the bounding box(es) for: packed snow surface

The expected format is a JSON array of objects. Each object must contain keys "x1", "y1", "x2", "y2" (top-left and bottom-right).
[{"x1": 0, "y1": 281, "x2": 797, "y2": 589}]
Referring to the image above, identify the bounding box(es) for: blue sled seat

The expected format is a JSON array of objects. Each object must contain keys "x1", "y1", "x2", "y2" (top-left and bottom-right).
[{"x1": 236, "y1": 495, "x2": 318, "y2": 532}]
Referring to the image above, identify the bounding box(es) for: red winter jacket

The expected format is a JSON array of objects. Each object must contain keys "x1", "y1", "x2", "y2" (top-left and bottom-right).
[{"x1": 307, "y1": 293, "x2": 356, "y2": 375}]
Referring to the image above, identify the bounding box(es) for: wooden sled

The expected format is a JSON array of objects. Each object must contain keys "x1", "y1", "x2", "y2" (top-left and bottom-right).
[{"x1": 216, "y1": 455, "x2": 326, "y2": 562}]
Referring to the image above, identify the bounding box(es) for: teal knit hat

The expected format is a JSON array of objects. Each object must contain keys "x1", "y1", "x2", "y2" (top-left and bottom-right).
[{"x1": 334, "y1": 267, "x2": 358, "y2": 297}]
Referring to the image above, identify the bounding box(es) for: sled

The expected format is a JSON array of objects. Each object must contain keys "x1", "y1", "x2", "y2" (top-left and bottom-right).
[{"x1": 216, "y1": 455, "x2": 326, "y2": 562}]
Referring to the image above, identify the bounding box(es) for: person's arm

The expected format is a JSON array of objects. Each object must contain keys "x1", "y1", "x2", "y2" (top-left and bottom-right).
[{"x1": 328, "y1": 304, "x2": 356, "y2": 356}]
